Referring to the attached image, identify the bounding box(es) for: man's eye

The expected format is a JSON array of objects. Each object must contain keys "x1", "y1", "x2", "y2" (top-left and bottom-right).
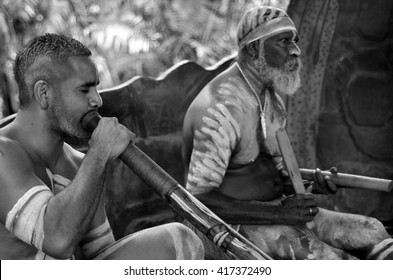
[{"x1": 81, "y1": 89, "x2": 89, "y2": 93}]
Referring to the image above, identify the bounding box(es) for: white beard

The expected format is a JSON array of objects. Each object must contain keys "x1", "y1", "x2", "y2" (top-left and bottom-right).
[
  {"x1": 253, "y1": 47, "x2": 302, "y2": 96},
  {"x1": 270, "y1": 62, "x2": 301, "y2": 96}
]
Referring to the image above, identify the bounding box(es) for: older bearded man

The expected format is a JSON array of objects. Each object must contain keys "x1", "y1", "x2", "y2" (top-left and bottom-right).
[{"x1": 182, "y1": 6, "x2": 393, "y2": 260}]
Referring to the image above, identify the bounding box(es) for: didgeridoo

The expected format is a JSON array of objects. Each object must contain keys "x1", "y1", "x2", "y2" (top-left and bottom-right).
[
  {"x1": 81, "y1": 111, "x2": 272, "y2": 260},
  {"x1": 299, "y1": 169, "x2": 393, "y2": 192}
]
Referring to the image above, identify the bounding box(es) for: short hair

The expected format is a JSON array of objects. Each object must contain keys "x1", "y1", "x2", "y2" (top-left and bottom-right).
[{"x1": 13, "y1": 33, "x2": 92, "y2": 108}]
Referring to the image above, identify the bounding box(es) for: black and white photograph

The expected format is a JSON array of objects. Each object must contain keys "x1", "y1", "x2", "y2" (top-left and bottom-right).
[{"x1": 1, "y1": 0, "x2": 392, "y2": 278}]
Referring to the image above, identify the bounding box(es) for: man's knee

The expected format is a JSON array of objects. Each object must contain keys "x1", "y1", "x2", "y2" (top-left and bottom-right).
[
  {"x1": 164, "y1": 222, "x2": 204, "y2": 260},
  {"x1": 360, "y1": 216, "x2": 389, "y2": 240},
  {"x1": 98, "y1": 223, "x2": 203, "y2": 260}
]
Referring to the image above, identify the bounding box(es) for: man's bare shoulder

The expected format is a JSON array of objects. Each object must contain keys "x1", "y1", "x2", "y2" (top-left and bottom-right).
[
  {"x1": 0, "y1": 135, "x2": 44, "y2": 222},
  {"x1": 0, "y1": 135, "x2": 35, "y2": 170},
  {"x1": 186, "y1": 78, "x2": 244, "y2": 131}
]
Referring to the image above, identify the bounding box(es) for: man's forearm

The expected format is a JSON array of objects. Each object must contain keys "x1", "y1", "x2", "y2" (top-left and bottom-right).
[
  {"x1": 195, "y1": 190, "x2": 286, "y2": 225},
  {"x1": 43, "y1": 149, "x2": 108, "y2": 257}
]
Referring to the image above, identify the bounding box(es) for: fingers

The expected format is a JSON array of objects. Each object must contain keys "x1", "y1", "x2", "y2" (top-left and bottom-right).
[
  {"x1": 281, "y1": 194, "x2": 319, "y2": 224},
  {"x1": 306, "y1": 206, "x2": 319, "y2": 216},
  {"x1": 314, "y1": 168, "x2": 324, "y2": 184},
  {"x1": 297, "y1": 194, "x2": 317, "y2": 210},
  {"x1": 329, "y1": 166, "x2": 338, "y2": 174},
  {"x1": 312, "y1": 168, "x2": 339, "y2": 194},
  {"x1": 324, "y1": 175, "x2": 338, "y2": 193},
  {"x1": 90, "y1": 117, "x2": 135, "y2": 160},
  {"x1": 117, "y1": 121, "x2": 135, "y2": 142},
  {"x1": 302, "y1": 197, "x2": 317, "y2": 208}
]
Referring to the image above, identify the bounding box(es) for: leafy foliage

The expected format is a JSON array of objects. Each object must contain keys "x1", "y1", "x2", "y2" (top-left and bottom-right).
[{"x1": 0, "y1": 0, "x2": 286, "y2": 95}]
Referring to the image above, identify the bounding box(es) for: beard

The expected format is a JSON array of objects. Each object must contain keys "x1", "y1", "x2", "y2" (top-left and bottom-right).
[
  {"x1": 253, "y1": 48, "x2": 302, "y2": 96},
  {"x1": 46, "y1": 94, "x2": 91, "y2": 140}
]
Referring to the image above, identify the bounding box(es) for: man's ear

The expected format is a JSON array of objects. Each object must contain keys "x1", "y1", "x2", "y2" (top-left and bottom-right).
[
  {"x1": 33, "y1": 80, "x2": 50, "y2": 109},
  {"x1": 245, "y1": 41, "x2": 259, "y2": 59}
]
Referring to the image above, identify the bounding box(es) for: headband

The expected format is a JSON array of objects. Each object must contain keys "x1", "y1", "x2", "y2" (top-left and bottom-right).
[{"x1": 238, "y1": 16, "x2": 297, "y2": 49}]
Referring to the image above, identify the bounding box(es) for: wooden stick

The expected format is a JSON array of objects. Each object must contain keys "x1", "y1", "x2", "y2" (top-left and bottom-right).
[
  {"x1": 276, "y1": 128, "x2": 306, "y2": 194},
  {"x1": 299, "y1": 169, "x2": 393, "y2": 192},
  {"x1": 276, "y1": 128, "x2": 393, "y2": 193}
]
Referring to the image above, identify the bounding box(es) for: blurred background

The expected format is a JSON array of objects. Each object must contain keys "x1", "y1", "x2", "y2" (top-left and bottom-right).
[
  {"x1": 0, "y1": 0, "x2": 272, "y2": 116},
  {"x1": 1, "y1": 0, "x2": 392, "y2": 238}
]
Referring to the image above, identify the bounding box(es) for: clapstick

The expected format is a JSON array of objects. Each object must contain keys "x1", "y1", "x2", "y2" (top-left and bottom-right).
[{"x1": 276, "y1": 128, "x2": 306, "y2": 194}]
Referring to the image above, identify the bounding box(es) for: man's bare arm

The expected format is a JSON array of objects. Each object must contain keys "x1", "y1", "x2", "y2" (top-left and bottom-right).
[
  {"x1": 184, "y1": 101, "x2": 318, "y2": 226},
  {"x1": 0, "y1": 118, "x2": 132, "y2": 259},
  {"x1": 44, "y1": 117, "x2": 134, "y2": 258},
  {"x1": 195, "y1": 190, "x2": 318, "y2": 225}
]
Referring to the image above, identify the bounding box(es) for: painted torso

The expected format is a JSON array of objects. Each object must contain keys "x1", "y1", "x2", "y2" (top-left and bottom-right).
[{"x1": 183, "y1": 63, "x2": 286, "y2": 201}]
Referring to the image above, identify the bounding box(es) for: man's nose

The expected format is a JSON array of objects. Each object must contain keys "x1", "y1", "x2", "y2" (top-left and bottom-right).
[
  {"x1": 89, "y1": 90, "x2": 103, "y2": 109},
  {"x1": 289, "y1": 41, "x2": 301, "y2": 56}
]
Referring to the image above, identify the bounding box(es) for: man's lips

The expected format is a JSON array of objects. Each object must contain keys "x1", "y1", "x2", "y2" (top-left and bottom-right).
[{"x1": 286, "y1": 59, "x2": 300, "y2": 72}]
